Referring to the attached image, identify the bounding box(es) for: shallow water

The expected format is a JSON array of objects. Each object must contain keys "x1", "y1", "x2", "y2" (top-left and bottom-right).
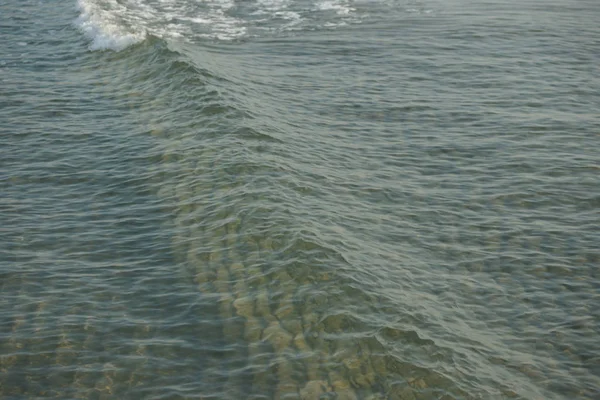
[{"x1": 1, "y1": 1, "x2": 599, "y2": 399}]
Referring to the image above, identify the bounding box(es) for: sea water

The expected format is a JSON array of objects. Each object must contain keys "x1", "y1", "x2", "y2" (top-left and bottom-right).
[{"x1": 1, "y1": 1, "x2": 599, "y2": 398}]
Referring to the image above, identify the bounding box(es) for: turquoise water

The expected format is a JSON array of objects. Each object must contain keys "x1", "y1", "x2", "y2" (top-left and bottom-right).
[{"x1": 1, "y1": 1, "x2": 599, "y2": 399}]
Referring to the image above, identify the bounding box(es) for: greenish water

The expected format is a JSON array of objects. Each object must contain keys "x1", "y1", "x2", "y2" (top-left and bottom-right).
[{"x1": 1, "y1": 1, "x2": 599, "y2": 399}]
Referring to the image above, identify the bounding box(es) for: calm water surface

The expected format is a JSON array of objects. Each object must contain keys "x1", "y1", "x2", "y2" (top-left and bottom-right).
[{"x1": 1, "y1": 0, "x2": 599, "y2": 399}]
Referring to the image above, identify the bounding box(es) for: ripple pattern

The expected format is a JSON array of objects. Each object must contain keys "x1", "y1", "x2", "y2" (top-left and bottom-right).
[{"x1": 2, "y1": 0, "x2": 600, "y2": 399}]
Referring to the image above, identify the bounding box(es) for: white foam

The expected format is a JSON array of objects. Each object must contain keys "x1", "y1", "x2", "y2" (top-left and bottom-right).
[
  {"x1": 76, "y1": 0, "x2": 147, "y2": 51},
  {"x1": 75, "y1": 0, "x2": 367, "y2": 48},
  {"x1": 316, "y1": 0, "x2": 355, "y2": 15}
]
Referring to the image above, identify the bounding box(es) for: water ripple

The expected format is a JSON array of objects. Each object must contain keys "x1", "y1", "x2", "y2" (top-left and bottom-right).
[{"x1": 2, "y1": 0, "x2": 600, "y2": 399}]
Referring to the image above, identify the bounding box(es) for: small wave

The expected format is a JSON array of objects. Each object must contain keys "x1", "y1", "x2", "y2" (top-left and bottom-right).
[{"x1": 76, "y1": 0, "x2": 147, "y2": 51}]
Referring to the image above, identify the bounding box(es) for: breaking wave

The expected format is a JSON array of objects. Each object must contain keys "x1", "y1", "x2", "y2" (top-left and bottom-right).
[{"x1": 75, "y1": 0, "x2": 365, "y2": 51}]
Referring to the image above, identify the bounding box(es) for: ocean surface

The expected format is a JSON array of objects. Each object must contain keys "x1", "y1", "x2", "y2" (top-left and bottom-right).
[{"x1": 1, "y1": 1, "x2": 599, "y2": 399}]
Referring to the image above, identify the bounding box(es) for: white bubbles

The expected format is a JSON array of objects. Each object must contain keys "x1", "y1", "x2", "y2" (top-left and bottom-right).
[
  {"x1": 75, "y1": 0, "x2": 367, "y2": 50},
  {"x1": 315, "y1": 0, "x2": 355, "y2": 16},
  {"x1": 76, "y1": 0, "x2": 147, "y2": 51}
]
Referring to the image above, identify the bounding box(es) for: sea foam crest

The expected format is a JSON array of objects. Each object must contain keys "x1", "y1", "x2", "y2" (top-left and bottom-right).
[
  {"x1": 74, "y1": 0, "x2": 365, "y2": 49},
  {"x1": 76, "y1": 0, "x2": 147, "y2": 51}
]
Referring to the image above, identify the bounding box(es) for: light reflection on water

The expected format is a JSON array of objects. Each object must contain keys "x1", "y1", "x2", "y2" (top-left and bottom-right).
[{"x1": 1, "y1": 0, "x2": 599, "y2": 399}]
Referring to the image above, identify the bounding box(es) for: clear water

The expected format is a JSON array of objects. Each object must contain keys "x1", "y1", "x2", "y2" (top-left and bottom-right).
[{"x1": 1, "y1": 1, "x2": 599, "y2": 399}]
